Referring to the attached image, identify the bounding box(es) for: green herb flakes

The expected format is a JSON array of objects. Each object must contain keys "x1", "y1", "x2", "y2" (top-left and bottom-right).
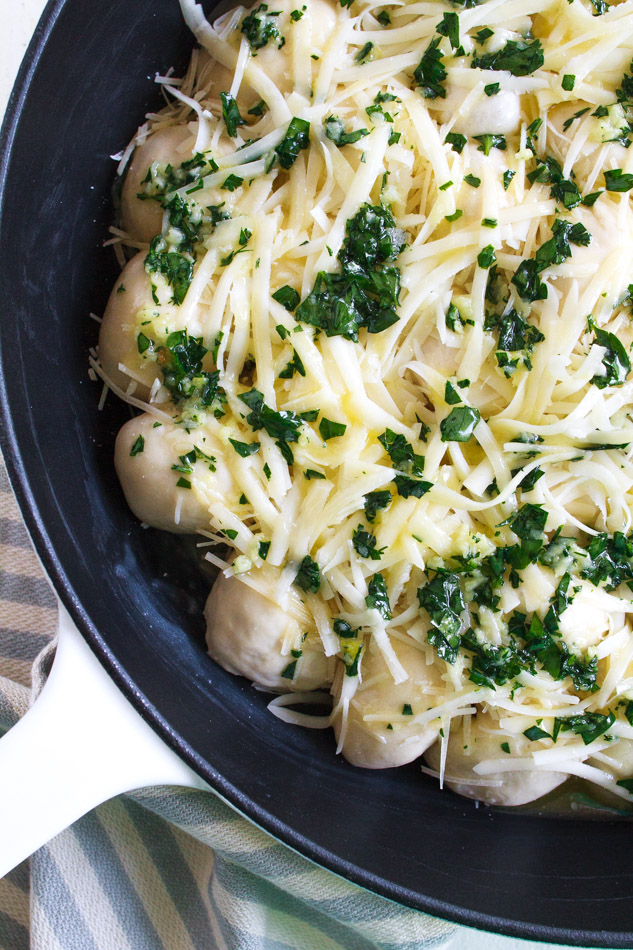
[
  {"x1": 229, "y1": 438, "x2": 260, "y2": 457},
  {"x1": 471, "y1": 38, "x2": 544, "y2": 76},
  {"x1": 364, "y1": 490, "x2": 391, "y2": 523},
  {"x1": 295, "y1": 204, "x2": 404, "y2": 340},
  {"x1": 294, "y1": 555, "x2": 320, "y2": 593},
  {"x1": 325, "y1": 116, "x2": 369, "y2": 146},
  {"x1": 130, "y1": 435, "x2": 144, "y2": 456},
  {"x1": 352, "y1": 525, "x2": 385, "y2": 560},
  {"x1": 272, "y1": 286, "x2": 301, "y2": 311},
  {"x1": 275, "y1": 117, "x2": 310, "y2": 169},
  {"x1": 319, "y1": 417, "x2": 347, "y2": 440},
  {"x1": 590, "y1": 327, "x2": 631, "y2": 388},
  {"x1": 365, "y1": 572, "x2": 391, "y2": 619},
  {"x1": 241, "y1": 3, "x2": 283, "y2": 50},
  {"x1": 220, "y1": 92, "x2": 246, "y2": 138},
  {"x1": 440, "y1": 406, "x2": 481, "y2": 442},
  {"x1": 414, "y1": 37, "x2": 447, "y2": 100},
  {"x1": 445, "y1": 132, "x2": 467, "y2": 153}
]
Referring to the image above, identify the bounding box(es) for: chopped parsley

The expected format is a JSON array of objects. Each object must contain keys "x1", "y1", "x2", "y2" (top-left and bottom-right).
[
  {"x1": 220, "y1": 226, "x2": 252, "y2": 266},
  {"x1": 581, "y1": 532, "x2": 633, "y2": 590},
  {"x1": 436, "y1": 12, "x2": 460, "y2": 49},
  {"x1": 248, "y1": 100, "x2": 268, "y2": 117},
  {"x1": 562, "y1": 106, "x2": 590, "y2": 133},
  {"x1": 334, "y1": 620, "x2": 363, "y2": 676},
  {"x1": 278, "y1": 348, "x2": 306, "y2": 379},
  {"x1": 604, "y1": 169, "x2": 633, "y2": 192},
  {"x1": 137, "y1": 332, "x2": 151, "y2": 354},
  {"x1": 445, "y1": 132, "x2": 467, "y2": 153},
  {"x1": 145, "y1": 237, "x2": 194, "y2": 306},
  {"x1": 475, "y1": 27, "x2": 493, "y2": 43},
  {"x1": 364, "y1": 489, "x2": 391, "y2": 523},
  {"x1": 590, "y1": 327, "x2": 631, "y2": 389},
  {"x1": 295, "y1": 204, "x2": 405, "y2": 340},
  {"x1": 558, "y1": 711, "x2": 615, "y2": 745},
  {"x1": 229, "y1": 438, "x2": 260, "y2": 457},
  {"x1": 275, "y1": 117, "x2": 310, "y2": 169},
  {"x1": 477, "y1": 245, "x2": 496, "y2": 269},
  {"x1": 484, "y1": 308, "x2": 545, "y2": 376},
  {"x1": 241, "y1": 3, "x2": 283, "y2": 50},
  {"x1": 220, "y1": 92, "x2": 246, "y2": 138},
  {"x1": 281, "y1": 659, "x2": 298, "y2": 679},
  {"x1": 512, "y1": 218, "x2": 591, "y2": 302},
  {"x1": 528, "y1": 155, "x2": 582, "y2": 210},
  {"x1": 418, "y1": 572, "x2": 465, "y2": 641},
  {"x1": 427, "y1": 626, "x2": 461, "y2": 663},
  {"x1": 518, "y1": 465, "x2": 544, "y2": 492},
  {"x1": 138, "y1": 152, "x2": 218, "y2": 201},
  {"x1": 462, "y1": 627, "x2": 528, "y2": 688},
  {"x1": 377, "y1": 428, "x2": 431, "y2": 497},
  {"x1": 221, "y1": 173, "x2": 243, "y2": 192},
  {"x1": 352, "y1": 525, "x2": 385, "y2": 561},
  {"x1": 523, "y1": 725, "x2": 550, "y2": 741},
  {"x1": 473, "y1": 133, "x2": 506, "y2": 155},
  {"x1": 365, "y1": 574, "x2": 391, "y2": 620},
  {"x1": 378, "y1": 429, "x2": 424, "y2": 475},
  {"x1": 239, "y1": 388, "x2": 303, "y2": 463},
  {"x1": 445, "y1": 381, "x2": 462, "y2": 405},
  {"x1": 440, "y1": 406, "x2": 481, "y2": 442},
  {"x1": 324, "y1": 116, "x2": 369, "y2": 146},
  {"x1": 414, "y1": 37, "x2": 447, "y2": 100},
  {"x1": 471, "y1": 38, "x2": 544, "y2": 76},
  {"x1": 153, "y1": 329, "x2": 223, "y2": 409},
  {"x1": 355, "y1": 42, "x2": 374, "y2": 63},
  {"x1": 319, "y1": 417, "x2": 347, "y2": 440},
  {"x1": 130, "y1": 435, "x2": 144, "y2": 456},
  {"x1": 272, "y1": 285, "x2": 300, "y2": 311},
  {"x1": 294, "y1": 555, "x2": 320, "y2": 593}
]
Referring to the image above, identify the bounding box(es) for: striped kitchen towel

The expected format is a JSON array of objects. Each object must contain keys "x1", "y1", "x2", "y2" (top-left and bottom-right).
[{"x1": 0, "y1": 458, "x2": 460, "y2": 950}]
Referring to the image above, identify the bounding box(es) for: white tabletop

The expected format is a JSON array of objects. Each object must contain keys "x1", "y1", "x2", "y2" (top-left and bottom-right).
[{"x1": 0, "y1": 3, "x2": 603, "y2": 948}]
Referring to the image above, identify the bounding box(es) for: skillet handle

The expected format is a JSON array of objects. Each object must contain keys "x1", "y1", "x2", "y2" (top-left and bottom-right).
[{"x1": 0, "y1": 604, "x2": 209, "y2": 879}]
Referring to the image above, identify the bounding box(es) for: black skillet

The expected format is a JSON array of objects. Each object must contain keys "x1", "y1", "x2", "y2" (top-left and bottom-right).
[{"x1": 0, "y1": 1, "x2": 631, "y2": 945}]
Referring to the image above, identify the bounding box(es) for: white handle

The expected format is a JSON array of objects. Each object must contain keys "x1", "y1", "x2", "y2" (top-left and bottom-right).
[{"x1": 0, "y1": 605, "x2": 209, "y2": 878}]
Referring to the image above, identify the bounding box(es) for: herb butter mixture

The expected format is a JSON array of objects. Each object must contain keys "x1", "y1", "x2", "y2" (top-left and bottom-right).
[{"x1": 97, "y1": 0, "x2": 633, "y2": 805}]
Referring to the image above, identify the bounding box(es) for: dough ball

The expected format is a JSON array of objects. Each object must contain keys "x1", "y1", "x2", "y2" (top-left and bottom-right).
[
  {"x1": 237, "y1": 0, "x2": 338, "y2": 102},
  {"x1": 333, "y1": 639, "x2": 443, "y2": 769},
  {"x1": 435, "y1": 87, "x2": 521, "y2": 136},
  {"x1": 424, "y1": 712, "x2": 568, "y2": 806},
  {"x1": 99, "y1": 251, "x2": 176, "y2": 399},
  {"x1": 115, "y1": 413, "x2": 229, "y2": 533},
  {"x1": 205, "y1": 566, "x2": 334, "y2": 690},
  {"x1": 120, "y1": 125, "x2": 193, "y2": 243}
]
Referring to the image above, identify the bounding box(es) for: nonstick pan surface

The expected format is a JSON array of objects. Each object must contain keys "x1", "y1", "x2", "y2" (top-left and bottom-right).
[{"x1": 0, "y1": 2, "x2": 632, "y2": 945}]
